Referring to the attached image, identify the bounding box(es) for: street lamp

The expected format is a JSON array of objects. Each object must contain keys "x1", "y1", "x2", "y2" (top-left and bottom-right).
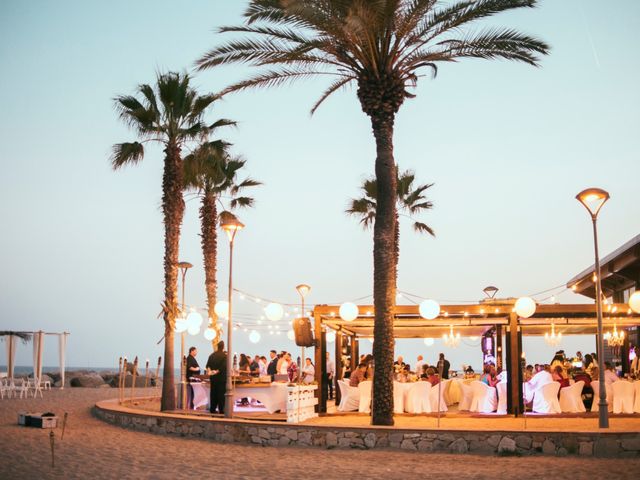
[
  {"x1": 221, "y1": 216, "x2": 244, "y2": 418},
  {"x1": 296, "y1": 284, "x2": 311, "y2": 378},
  {"x1": 177, "y1": 261, "x2": 192, "y2": 409},
  {"x1": 576, "y1": 187, "x2": 610, "y2": 428}
]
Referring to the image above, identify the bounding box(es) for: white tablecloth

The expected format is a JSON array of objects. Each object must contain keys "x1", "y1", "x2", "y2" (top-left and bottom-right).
[{"x1": 189, "y1": 382, "x2": 289, "y2": 414}]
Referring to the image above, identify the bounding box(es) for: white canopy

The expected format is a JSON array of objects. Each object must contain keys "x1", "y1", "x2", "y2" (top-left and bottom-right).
[{"x1": 2, "y1": 331, "x2": 69, "y2": 387}]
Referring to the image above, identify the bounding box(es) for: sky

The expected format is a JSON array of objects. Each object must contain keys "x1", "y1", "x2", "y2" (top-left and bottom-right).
[{"x1": 0, "y1": 0, "x2": 638, "y2": 372}]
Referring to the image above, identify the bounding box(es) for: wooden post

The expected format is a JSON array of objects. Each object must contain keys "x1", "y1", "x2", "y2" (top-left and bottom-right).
[
  {"x1": 314, "y1": 311, "x2": 327, "y2": 414},
  {"x1": 495, "y1": 325, "x2": 503, "y2": 370},
  {"x1": 319, "y1": 330, "x2": 327, "y2": 414},
  {"x1": 352, "y1": 336, "x2": 359, "y2": 369},
  {"x1": 335, "y1": 332, "x2": 343, "y2": 406},
  {"x1": 506, "y1": 312, "x2": 523, "y2": 415}
]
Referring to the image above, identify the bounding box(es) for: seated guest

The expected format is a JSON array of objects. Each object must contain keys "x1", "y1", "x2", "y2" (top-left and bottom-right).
[
  {"x1": 302, "y1": 358, "x2": 315, "y2": 384},
  {"x1": 523, "y1": 365, "x2": 534, "y2": 382},
  {"x1": 480, "y1": 364, "x2": 499, "y2": 387},
  {"x1": 349, "y1": 363, "x2": 368, "y2": 387},
  {"x1": 604, "y1": 362, "x2": 619, "y2": 385},
  {"x1": 552, "y1": 365, "x2": 570, "y2": 388},
  {"x1": 424, "y1": 367, "x2": 440, "y2": 386},
  {"x1": 584, "y1": 354, "x2": 599, "y2": 381},
  {"x1": 363, "y1": 354, "x2": 374, "y2": 380}
]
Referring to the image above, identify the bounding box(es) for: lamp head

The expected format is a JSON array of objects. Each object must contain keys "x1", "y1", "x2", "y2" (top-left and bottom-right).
[
  {"x1": 296, "y1": 284, "x2": 311, "y2": 298},
  {"x1": 220, "y1": 216, "x2": 245, "y2": 242},
  {"x1": 482, "y1": 286, "x2": 499, "y2": 299},
  {"x1": 576, "y1": 188, "x2": 609, "y2": 219}
]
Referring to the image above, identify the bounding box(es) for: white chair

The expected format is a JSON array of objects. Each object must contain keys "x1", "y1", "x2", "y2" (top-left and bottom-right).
[
  {"x1": 358, "y1": 381, "x2": 372, "y2": 413},
  {"x1": 0, "y1": 379, "x2": 8, "y2": 399},
  {"x1": 559, "y1": 380, "x2": 586, "y2": 413},
  {"x1": 31, "y1": 377, "x2": 43, "y2": 399},
  {"x1": 496, "y1": 382, "x2": 507, "y2": 414},
  {"x1": 458, "y1": 381, "x2": 473, "y2": 411},
  {"x1": 404, "y1": 381, "x2": 431, "y2": 414},
  {"x1": 532, "y1": 382, "x2": 561, "y2": 414},
  {"x1": 337, "y1": 380, "x2": 360, "y2": 412},
  {"x1": 393, "y1": 382, "x2": 406, "y2": 414},
  {"x1": 429, "y1": 379, "x2": 449, "y2": 412},
  {"x1": 591, "y1": 381, "x2": 613, "y2": 413},
  {"x1": 634, "y1": 382, "x2": 640, "y2": 413},
  {"x1": 469, "y1": 381, "x2": 497, "y2": 413},
  {"x1": 611, "y1": 381, "x2": 634, "y2": 414}
]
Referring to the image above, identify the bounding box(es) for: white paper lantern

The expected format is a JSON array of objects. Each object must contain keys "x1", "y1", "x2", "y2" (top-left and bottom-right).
[
  {"x1": 326, "y1": 330, "x2": 336, "y2": 343},
  {"x1": 629, "y1": 291, "x2": 640, "y2": 313},
  {"x1": 287, "y1": 330, "x2": 295, "y2": 341},
  {"x1": 419, "y1": 299, "x2": 440, "y2": 320},
  {"x1": 423, "y1": 337, "x2": 434, "y2": 347},
  {"x1": 204, "y1": 328, "x2": 217, "y2": 341},
  {"x1": 214, "y1": 300, "x2": 229, "y2": 319},
  {"x1": 187, "y1": 325, "x2": 200, "y2": 336},
  {"x1": 339, "y1": 302, "x2": 359, "y2": 321},
  {"x1": 175, "y1": 320, "x2": 188, "y2": 333},
  {"x1": 515, "y1": 297, "x2": 536, "y2": 318},
  {"x1": 265, "y1": 303, "x2": 284, "y2": 321},
  {"x1": 186, "y1": 311, "x2": 203, "y2": 328},
  {"x1": 249, "y1": 330, "x2": 261, "y2": 344}
]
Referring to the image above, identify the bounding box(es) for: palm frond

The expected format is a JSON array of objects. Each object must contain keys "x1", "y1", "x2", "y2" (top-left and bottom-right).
[
  {"x1": 111, "y1": 142, "x2": 144, "y2": 170},
  {"x1": 413, "y1": 221, "x2": 435, "y2": 237},
  {"x1": 310, "y1": 75, "x2": 356, "y2": 114}
]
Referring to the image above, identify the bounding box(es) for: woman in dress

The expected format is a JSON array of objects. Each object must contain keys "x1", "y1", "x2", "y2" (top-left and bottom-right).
[
  {"x1": 302, "y1": 358, "x2": 315, "y2": 384},
  {"x1": 480, "y1": 364, "x2": 499, "y2": 387}
]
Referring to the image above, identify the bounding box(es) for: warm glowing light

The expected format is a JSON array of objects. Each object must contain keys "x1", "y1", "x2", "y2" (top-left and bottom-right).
[
  {"x1": 186, "y1": 311, "x2": 203, "y2": 328},
  {"x1": 175, "y1": 320, "x2": 188, "y2": 333},
  {"x1": 604, "y1": 324, "x2": 625, "y2": 347},
  {"x1": 296, "y1": 284, "x2": 311, "y2": 297},
  {"x1": 442, "y1": 325, "x2": 461, "y2": 348},
  {"x1": 629, "y1": 291, "x2": 640, "y2": 313},
  {"x1": 249, "y1": 330, "x2": 261, "y2": 343},
  {"x1": 576, "y1": 187, "x2": 610, "y2": 218},
  {"x1": 515, "y1": 297, "x2": 536, "y2": 318},
  {"x1": 423, "y1": 337, "x2": 434, "y2": 347},
  {"x1": 339, "y1": 302, "x2": 359, "y2": 321},
  {"x1": 204, "y1": 328, "x2": 217, "y2": 341},
  {"x1": 419, "y1": 299, "x2": 440, "y2": 320},
  {"x1": 214, "y1": 300, "x2": 229, "y2": 318},
  {"x1": 220, "y1": 217, "x2": 245, "y2": 242},
  {"x1": 264, "y1": 303, "x2": 284, "y2": 321},
  {"x1": 544, "y1": 323, "x2": 562, "y2": 346},
  {"x1": 187, "y1": 325, "x2": 200, "y2": 336},
  {"x1": 571, "y1": 285, "x2": 577, "y2": 291}
]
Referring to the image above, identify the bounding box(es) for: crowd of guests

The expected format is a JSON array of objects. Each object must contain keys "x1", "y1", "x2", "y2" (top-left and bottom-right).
[{"x1": 347, "y1": 353, "x2": 451, "y2": 387}]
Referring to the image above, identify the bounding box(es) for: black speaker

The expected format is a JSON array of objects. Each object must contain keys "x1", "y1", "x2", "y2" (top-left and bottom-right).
[{"x1": 293, "y1": 317, "x2": 314, "y2": 347}]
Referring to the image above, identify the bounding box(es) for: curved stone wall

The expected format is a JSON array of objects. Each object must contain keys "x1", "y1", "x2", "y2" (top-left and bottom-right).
[{"x1": 94, "y1": 399, "x2": 640, "y2": 457}]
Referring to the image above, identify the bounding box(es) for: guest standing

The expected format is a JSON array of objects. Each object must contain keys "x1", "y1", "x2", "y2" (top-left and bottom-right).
[
  {"x1": 437, "y1": 353, "x2": 450, "y2": 379},
  {"x1": 267, "y1": 350, "x2": 278, "y2": 379},
  {"x1": 325, "y1": 352, "x2": 335, "y2": 400},
  {"x1": 206, "y1": 341, "x2": 227, "y2": 415},
  {"x1": 302, "y1": 358, "x2": 315, "y2": 384},
  {"x1": 285, "y1": 353, "x2": 298, "y2": 382},
  {"x1": 186, "y1": 346, "x2": 200, "y2": 409}
]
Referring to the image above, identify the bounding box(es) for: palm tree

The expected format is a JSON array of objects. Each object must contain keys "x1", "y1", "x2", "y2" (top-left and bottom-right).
[
  {"x1": 183, "y1": 142, "x2": 261, "y2": 343},
  {"x1": 347, "y1": 170, "x2": 434, "y2": 270},
  {"x1": 197, "y1": 0, "x2": 549, "y2": 425},
  {"x1": 111, "y1": 72, "x2": 224, "y2": 411}
]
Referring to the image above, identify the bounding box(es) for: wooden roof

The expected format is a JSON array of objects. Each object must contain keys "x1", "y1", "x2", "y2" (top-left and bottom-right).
[{"x1": 567, "y1": 234, "x2": 640, "y2": 299}]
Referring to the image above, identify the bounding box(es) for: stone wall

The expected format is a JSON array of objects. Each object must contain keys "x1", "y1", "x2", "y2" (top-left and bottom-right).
[{"x1": 94, "y1": 401, "x2": 640, "y2": 458}]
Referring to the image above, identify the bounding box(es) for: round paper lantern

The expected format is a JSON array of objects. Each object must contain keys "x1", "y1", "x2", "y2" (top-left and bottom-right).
[
  {"x1": 175, "y1": 320, "x2": 188, "y2": 333},
  {"x1": 186, "y1": 311, "x2": 203, "y2": 328},
  {"x1": 187, "y1": 324, "x2": 200, "y2": 336},
  {"x1": 423, "y1": 337, "x2": 434, "y2": 347},
  {"x1": 214, "y1": 300, "x2": 229, "y2": 319},
  {"x1": 629, "y1": 291, "x2": 640, "y2": 313},
  {"x1": 515, "y1": 297, "x2": 536, "y2": 318},
  {"x1": 339, "y1": 302, "x2": 359, "y2": 321},
  {"x1": 368, "y1": 337, "x2": 374, "y2": 343},
  {"x1": 265, "y1": 303, "x2": 284, "y2": 321},
  {"x1": 326, "y1": 331, "x2": 336, "y2": 344},
  {"x1": 287, "y1": 330, "x2": 295, "y2": 341},
  {"x1": 419, "y1": 299, "x2": 440, "y2": 320},
  {"x1": 249, "y1": 330, "x2": 261, "y2": 344},
  {"x1": 204, "y1": 328, "x2": 217, "y2": 341}
]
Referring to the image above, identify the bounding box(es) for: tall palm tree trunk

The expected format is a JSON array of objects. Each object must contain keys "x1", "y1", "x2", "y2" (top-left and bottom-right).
[
  {"x1": 200, "y1": 193, "x2": 219, "y2": 345},
  {"x1": 161, "y1": 141, "x2": 185, "y2": 411},
  {"x1": 371, "y1": 116, "x2": 398, "y2": 426}
]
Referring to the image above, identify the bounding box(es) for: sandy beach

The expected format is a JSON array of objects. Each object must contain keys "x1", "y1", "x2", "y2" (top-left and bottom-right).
[{"x1": 0, "y1": 388, "x2": 637, "y2": 479}]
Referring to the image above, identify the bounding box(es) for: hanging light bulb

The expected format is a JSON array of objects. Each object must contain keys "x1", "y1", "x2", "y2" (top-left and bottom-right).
[
  {"x1": 339, "y1": 302, "x2": 359, "y2": 321},
  {"x1": 442, "y1": 325, "x2": 461, "y2": 348},
  {"x1": 264, "y1": 303, "x2": 284, "y2": 321},
  {"x1": 604, "y1": 324, "x2": 625, "y2": 348},
  {"x1": 544, "y1": 323, "x2": 562, "y2": 346}
]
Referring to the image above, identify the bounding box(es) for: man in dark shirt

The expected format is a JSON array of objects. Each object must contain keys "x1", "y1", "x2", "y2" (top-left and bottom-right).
[
  {"x1": 438, "y1": 353, "x2": 451, "y2": 380},
  {"x1": 186, "y1": 346, "x2": 200, "y2": 409},
  {"x1": 206, "y1": 341, "x2": 227, "y2": 414},
  {"x1": 267, "y1": 350, "x2": 278, "y2": 379}
]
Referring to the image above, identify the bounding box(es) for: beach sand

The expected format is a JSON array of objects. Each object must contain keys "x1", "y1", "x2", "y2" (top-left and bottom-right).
[{"x1": 0, "y1": 388, "x2": 635, "y2": 479}]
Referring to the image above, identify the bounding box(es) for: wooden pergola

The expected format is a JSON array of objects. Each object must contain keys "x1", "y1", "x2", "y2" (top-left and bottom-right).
[{"x1": 312, "y1": 301, "x2": 640, "y2": 415}]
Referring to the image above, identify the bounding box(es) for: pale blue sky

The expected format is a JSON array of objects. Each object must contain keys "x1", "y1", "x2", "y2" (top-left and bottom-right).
[{"x1": 0, "y1": 1, "x2": 638, "y2": 370}]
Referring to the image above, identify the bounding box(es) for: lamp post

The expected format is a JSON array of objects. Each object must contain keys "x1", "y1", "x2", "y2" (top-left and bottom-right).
[
  {"x1": 177, "y1": 261, "x2": 192, "y2": 409},
  {"x1": 221, "y1": 216, "x2": 244, "y2": 418},
  {"x1": 296, "y1": 284, "x2": 311, "y2": 379},
  {"x1": 576, "y1": 187, "x2": 610, "y2": 429}
]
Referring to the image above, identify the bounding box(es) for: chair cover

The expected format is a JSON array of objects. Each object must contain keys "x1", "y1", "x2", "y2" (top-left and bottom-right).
[
  {"x1": 393, "y1": 381, "x2": 410, "y2": 414},
  {"x1": 496, "y1": 381, "x2": 507, "y2": 414},
  {"x1": 404, "y1": 381, "x2": 431, "y2": 414},
  {"x1": 634, "y1": 382, "x2": 640, "y2": 413},
  {"x1": 469, "y1": 381, "x2": 497, "y2": 413},
  {"x1": 532, "y1": 382, "x2": 561, "y2": 414},
  {"x1": 358, "y1": 380, "x2": 372, "y2": 413},
  {"x1": 458, "y1": 381, "x2": 473, "y2": 411},
  {"x1": 559, "y1": 380, "x2": 586, "y2": 413},
  {"x1": 337, "y1": 380, "x2": 360, "y2": 412},
  {"x1": 591, "y1": 382, "x2": 613, "y2": 413},
  {"x1": 429, "y1": 379, "x2": 449, "y2": 412},
  {"x1": 611, "y1": 381, "x2": 634, "y2": 414}
]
